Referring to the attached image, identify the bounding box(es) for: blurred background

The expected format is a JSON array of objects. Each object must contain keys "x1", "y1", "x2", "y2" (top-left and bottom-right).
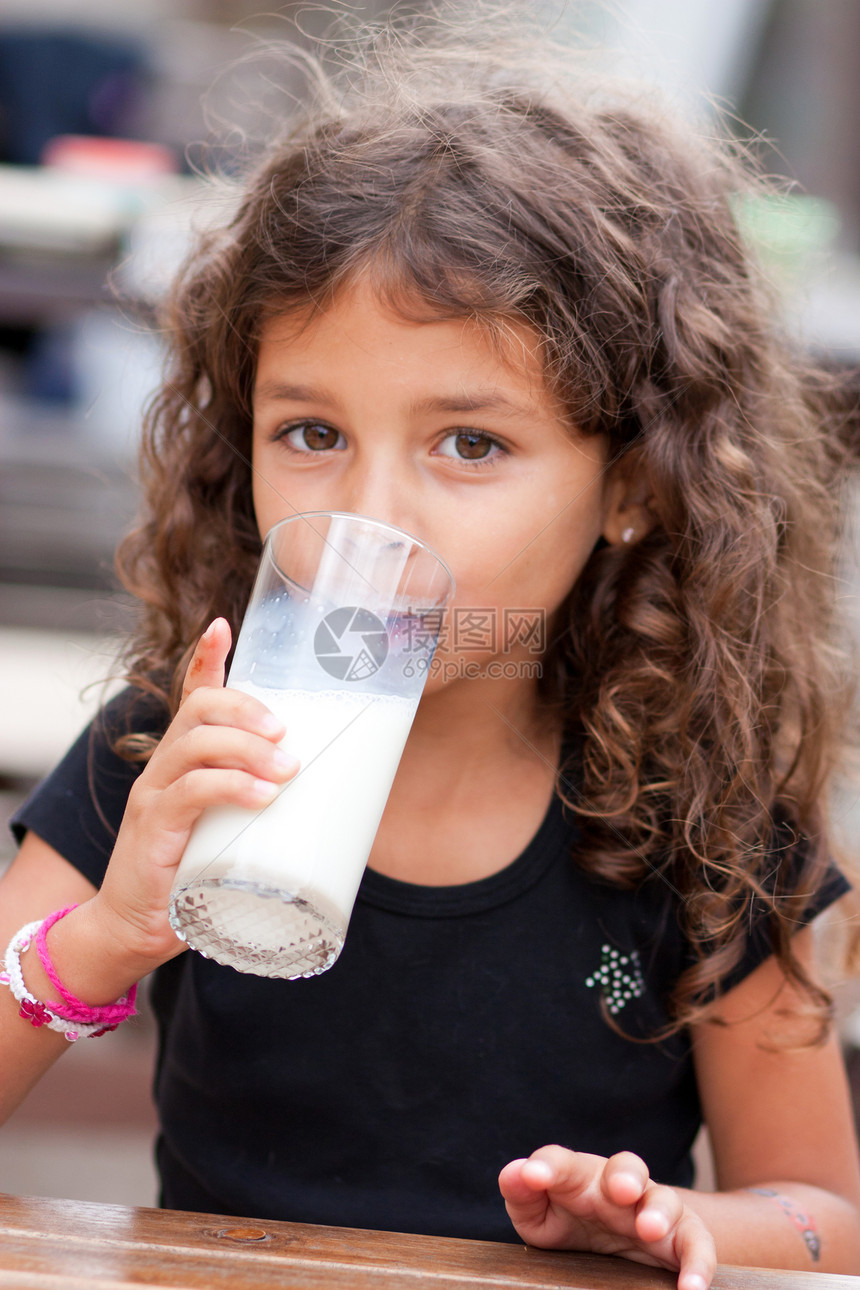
[{"x1": 1, "y1": 0, "x2": 859, "y2": 1209}]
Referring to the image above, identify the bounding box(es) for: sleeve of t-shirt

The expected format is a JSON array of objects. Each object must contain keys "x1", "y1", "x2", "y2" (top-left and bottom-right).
[
  {"x1": 709, "y1": 817, "x2": 852, "y2": 996},
  {"x1": 9, "y1": 687, "x2": 169, "y2": 889}
]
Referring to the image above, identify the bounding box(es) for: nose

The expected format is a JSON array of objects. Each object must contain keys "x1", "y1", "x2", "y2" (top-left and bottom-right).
[{"x1": 337, "y1": 456, "x2": 416, "y2": 537}]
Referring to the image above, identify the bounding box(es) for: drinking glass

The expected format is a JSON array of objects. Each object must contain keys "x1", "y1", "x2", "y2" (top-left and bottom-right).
[{"x1": 168, "y1": 512, "x2": 454, "y2": 979}]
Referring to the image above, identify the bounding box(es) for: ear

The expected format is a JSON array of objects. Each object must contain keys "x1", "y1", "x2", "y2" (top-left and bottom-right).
[{"x1": 601, "y1": 450, "x2": 657, "y2": 548}]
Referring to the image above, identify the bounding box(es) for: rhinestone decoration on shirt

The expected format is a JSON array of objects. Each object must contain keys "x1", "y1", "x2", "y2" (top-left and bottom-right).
[{"x1": 585, "y1": 944, "x2": 645, "y2": 1014}]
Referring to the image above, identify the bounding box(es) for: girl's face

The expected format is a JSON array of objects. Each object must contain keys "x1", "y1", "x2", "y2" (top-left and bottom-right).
[{"x1": 252, "y1": 280, "x2": 635, "y2": 685}]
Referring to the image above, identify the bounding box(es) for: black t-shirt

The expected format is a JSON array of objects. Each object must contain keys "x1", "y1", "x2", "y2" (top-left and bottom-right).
[{"x1": 11, "y1": 690, "x2": 850, "y2": 1241}]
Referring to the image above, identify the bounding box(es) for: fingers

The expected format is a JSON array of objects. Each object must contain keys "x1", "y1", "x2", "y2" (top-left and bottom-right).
[
  {"x1": 181, "y1": 684, "x2": 285, "y2": 738},
  {"x1": 601, "y1": 1153, "x2": 687, "y2": 1247},
  {"x1": 124, "y1": 750, "x2": 300, "y2": 871},
  {"x1": 634, "y1": 1183, "x2": 682, "y2": 1243},
  {"x1": 667, "y1": 1208, "x2": 715, "y2": 1290},
  {"x1": 675, "y1": 1210, "x2": 716, "y2": 1290},
  {"x1": 156, "y1": 766, "x2": 285, "y2": 830},
  {"x1": 624, "y1": 1168, "x2": 715, "y2": 1290},
  {"x1": 502, "y1": 1146, "x2": 655, "y2": 1214},
  {"x1": 602, "y1": 1151, "x2": 650, "y2": 1209},
  {"x1": 498, "y1": 1156, "x2": 553, "y2": 1215},
  {"x1": 507, "y1": 1144, "x2": 611, "y2": 1203},
  {"x1": 96, "y1": 619, "x2": 298, "y2": 967},
  {"x1": 180, "y1": 618, "x2": 232, "y2": 704},
  {"x1": 601, "y1": 1156, "x2": 680, "y2": 1243},
  {"x1": 499, "y1": 1147, "x2": 715, "y2": 1289},
  {"x1": 175, "y1": 621, "x2": 288, "y2": 749},
  {"x1": 498, "y1": 1145, "x2": 598, "y2": 1242},
  {"x1": 183, "y1": 724, "x2": 297, "y2": 776},
  {"x1": 131, "y1": 720, "x2": 299, "y2": 837},
  {"x1": 149, "y1": 686, "x2": 291, "y2": 786},
  {"x1": 129, "y1": 620, "x2": 301, "y2": 837},
  {"x1": 159, "y1": 720, "x2": 295, "y2": 782}
]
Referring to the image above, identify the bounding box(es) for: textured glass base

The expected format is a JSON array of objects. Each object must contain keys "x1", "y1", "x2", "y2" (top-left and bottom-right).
[{"x1": 168, "y1": 878, "x2": 344, "y2": 979}]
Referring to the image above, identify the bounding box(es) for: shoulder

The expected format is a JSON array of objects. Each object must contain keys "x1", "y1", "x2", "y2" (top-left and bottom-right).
[
  {"x1": 678, "y1": 808, "x2": 851, "y2": 1002},
  {"x1": 738, "y1": 810, "x2": 850, "y2": 958},
  {"x1": 93, "y1": 682, "x2": 172, "y2": 744},
  {"x1": 10, "y1": 684, "x2": 170, "y2": 888},
  {"x1": 592, "y1": 808, "x2": 851, "y2": 1008}
]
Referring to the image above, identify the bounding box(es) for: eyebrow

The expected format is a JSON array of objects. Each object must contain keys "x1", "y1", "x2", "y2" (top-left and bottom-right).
[{"x1": 253, "y1": 380, "x2": 533, "y2": 418}]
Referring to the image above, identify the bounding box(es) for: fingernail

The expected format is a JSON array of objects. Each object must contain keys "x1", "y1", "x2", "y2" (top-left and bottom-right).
[
  {"x1": 680, "y1": 1276, "x2": 708, "y2": 1290},
  {"x1": 523, "y1": 1160, "x2": 553, "y2": 1184},
  {"x1": 251, "y1": 779, "x2": 279, "y2": 801},
  {"x1": 642, "y1": 1209, "x2": 669, "y2": 1238},
  {"x1": 201, "y1": 621, "x2": 217, "y2": 642},
  {"x1": 259, "y1": 713, "x2": 284, "y2": 736},
  {"x1": 273, "y1": 750, "x2": 299, "y2": 773}
]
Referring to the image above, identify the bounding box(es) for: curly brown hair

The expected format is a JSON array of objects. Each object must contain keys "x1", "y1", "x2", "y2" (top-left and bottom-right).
[{"x1": 115, "y1": 14, "x2": 857, "y2": 1038}]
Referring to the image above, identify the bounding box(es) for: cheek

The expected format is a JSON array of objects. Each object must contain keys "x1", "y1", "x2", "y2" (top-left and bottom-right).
[
  {"x1": 436, "y1": 491, "x2": 602, "y2": 611},
  {"x1": 250, "y1": 476, "x2": 277, "y2": 540},
  {"x1": 250, "y1": 444, "x2": 319, "y2": 537},
  {"x1": 501, "y1": 540, "x2": 598, "y2": 640},
  {"x1": 250, "y1": 441, "x2": 271, "y2": 527},
  {"x1": 490, "y1": 550, "x2": 579, "y2": 621}
]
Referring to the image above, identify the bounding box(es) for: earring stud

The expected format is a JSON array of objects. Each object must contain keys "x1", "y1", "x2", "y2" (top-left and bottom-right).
[{"x1": 621, "y1": 527, "x2": 635, "y2": 544}]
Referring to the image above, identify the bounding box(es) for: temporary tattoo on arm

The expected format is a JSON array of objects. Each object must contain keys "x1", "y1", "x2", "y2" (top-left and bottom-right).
[{"x1": 747, "y1": 1188, "x2": 821, "y2": 1262}]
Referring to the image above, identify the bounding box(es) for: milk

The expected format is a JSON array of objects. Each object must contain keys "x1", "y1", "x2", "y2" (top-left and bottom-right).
[{"x1": 169, "y1": 680, "x2": 418, "y2": 977}]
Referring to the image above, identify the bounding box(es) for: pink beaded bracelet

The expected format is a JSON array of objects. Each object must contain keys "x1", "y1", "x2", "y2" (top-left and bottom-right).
[{"x1": 35, "y1": 905, "x2": 137, "y2": 1028}]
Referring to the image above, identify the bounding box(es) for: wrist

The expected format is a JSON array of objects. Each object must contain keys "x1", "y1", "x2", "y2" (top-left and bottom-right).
[
  {"x1": 22, "y1": 901, "x2": 151, "y2": 1008},
  {"x1": 682, "y1": 1183, "x2": 860, "y2": 1272}
]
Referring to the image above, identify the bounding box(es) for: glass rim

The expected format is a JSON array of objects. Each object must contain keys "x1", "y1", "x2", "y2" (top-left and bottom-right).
[{"x1": 261, "y1": 510, "x2": 455, "y2": 594}]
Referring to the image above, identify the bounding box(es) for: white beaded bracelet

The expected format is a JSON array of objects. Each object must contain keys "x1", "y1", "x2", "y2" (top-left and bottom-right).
[{"x1": 1, "y1": 921, "x2": 107, "y2": 1042}]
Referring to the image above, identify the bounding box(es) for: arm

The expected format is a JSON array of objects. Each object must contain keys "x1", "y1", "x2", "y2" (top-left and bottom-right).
[
  {"x1": 685, "y1": 924, "x2": 860, "y2": 1270},
  {"x1": 0, "y1": 619, "x2": 297, "y2": 1128},
  {"x1": 499, "y1": 925, "x2": 860, "y2": 1284},
  {"x1": 0, "y1": 837, "x2": 99, "y2": 1122}
]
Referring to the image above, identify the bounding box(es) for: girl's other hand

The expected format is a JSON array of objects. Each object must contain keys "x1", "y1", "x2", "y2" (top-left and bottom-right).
[
  {"x1": 93, "y1": 618, "x2": 298, "y2": 969},
  {"x1": 499, "y1": 1146, "x2": 715, "y2": 1290}
]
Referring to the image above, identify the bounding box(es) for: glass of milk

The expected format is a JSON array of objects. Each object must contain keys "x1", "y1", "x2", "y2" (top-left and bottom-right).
[{"x1": 168, "y1": 512, "x2": 454, "y2": 979}]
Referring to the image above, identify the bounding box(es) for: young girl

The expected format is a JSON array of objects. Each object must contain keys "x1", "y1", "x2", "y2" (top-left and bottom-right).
[{"x1": 3, "y1": 13, "x2": 860, "y2": 1287}]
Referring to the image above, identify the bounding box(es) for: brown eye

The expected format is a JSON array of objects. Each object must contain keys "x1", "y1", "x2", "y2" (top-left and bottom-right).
[
  {"x1": 302, "y1": 423, "x2": 340, "y2": 450},
  {"x1": 454, "y1": 432, "x2": 492, "y2": 459},
  {"x1": 281, "y1": 422, "x2": 345, "y2": 453},
  {"x1": 435, "y1": 430, "x2": 505, "y2": 468}
]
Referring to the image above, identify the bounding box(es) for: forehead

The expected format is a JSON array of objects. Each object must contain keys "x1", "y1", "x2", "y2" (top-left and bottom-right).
[{"x1": 253, "y1": 280, "x2": 553, "y2": 406}]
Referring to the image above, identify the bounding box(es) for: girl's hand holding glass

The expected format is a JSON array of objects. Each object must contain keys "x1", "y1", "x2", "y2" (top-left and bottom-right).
[
  {"x1": 499, "y1": 1147, "x2": 715, "y2": 1290},
  {"x1": 93, "y1": 618, "x2": 299, "y2": 970}
]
